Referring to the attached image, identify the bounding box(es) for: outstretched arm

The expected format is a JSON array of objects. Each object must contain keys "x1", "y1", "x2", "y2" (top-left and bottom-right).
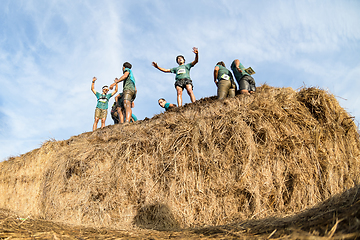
[
  {"x1": 110, "y1": 71, "x2": 129, "y2": 89},
  {"x1": 91, "y1": 77, "x2": 97, "y2": 94},
  {"x1": 214, "y1": 66, "x2": 219, "y2": 85},
  {"x1": 152, "y1": 62, "x2": 171, "y2": 73},
  {"x1": 191, "y1": 47, "x2": 199, "y2": 66}
]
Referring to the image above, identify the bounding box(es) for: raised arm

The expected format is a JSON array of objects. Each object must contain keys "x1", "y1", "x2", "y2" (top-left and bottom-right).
[
  {"x1": 214, "y1": 66, "x2": 219, "y2": 85},
  {"x1": 152, "y1": 62, "x2": 171, "y2": 73},
  {"x1": 110, "y1": 71, "x2": 130, "y2": 89},
  {"x1": 111, "y1": 83, "x2": 118, "y2": 96},
  {"x1": 116, "y1": 71, "x2": 130, "y2": 84},
  {"x1": 91, "y1": 77, "x2": 97, "y2": 94},
  {"x1": 191, "y1": 47, "x2": 199, "y2": 66}
]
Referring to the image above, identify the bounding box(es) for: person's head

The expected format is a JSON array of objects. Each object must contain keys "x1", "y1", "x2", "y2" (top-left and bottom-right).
[
  {"x1": 102, "y1": 85, "x2": 109, "y2": 94},
  {"x1": 216, "y1": 61, "x2": 226, "y2": 67},
  {"x1": 176, "y1": 55, "x2": 185, "y2": 65},
  {"x1": 158, "y1": 98, "x2": 167, "y2": 108},
  {"x1": 122, "y1": 62, "x2": 132, "y2": 71}
]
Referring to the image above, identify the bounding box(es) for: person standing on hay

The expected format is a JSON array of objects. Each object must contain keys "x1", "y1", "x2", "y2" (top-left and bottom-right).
[
  {"x1": 214, "y1": 61, "x2": 236, "y2": 100},
  {"x1": 230, "y1": 59, "x2": 256, "y2": 95},
  {"x1": 91, "y1": 77, "x2": 118, "y2": 131},
  {"x1": 152, "y1": 47, "x2": 199, "y2": 107},
  {"x1": 110, "y1": 62, "x2": 136, "y2": 124},
  {"x1": 158, "y1": 98, "x2": 177, "y2": 111}
]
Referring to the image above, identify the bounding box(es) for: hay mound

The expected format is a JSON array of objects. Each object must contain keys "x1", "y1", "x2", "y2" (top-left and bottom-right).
[{"x1": 0, "y1": 85, "x2": 359, "y2": 230}]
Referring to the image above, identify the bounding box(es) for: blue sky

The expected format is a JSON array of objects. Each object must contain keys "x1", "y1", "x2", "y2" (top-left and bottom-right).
[{"x1": 1, "y1": 0, "x2": 360, "y2": 161}]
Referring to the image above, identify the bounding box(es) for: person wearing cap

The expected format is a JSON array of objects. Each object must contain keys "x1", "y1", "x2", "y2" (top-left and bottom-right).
[
  {"x1": 230, "y1": 59, "x2": 256, "y2": 95},
  {"x1": 152, "y1": 47, "x2": 198, "y2": 107},
  {"x1": 91, "y1": 76, "x2": 118, "y2": 131},
  {"x1": 110, "y1": 62, "x2": 136, "y2": 124}
]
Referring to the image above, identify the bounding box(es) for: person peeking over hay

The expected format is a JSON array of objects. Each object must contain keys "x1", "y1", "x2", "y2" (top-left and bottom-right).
[
  {"x1": 91, "y1": 77, "x2": 118, "y2": 131},
  {"x1": 231, "y1": 59, "x2": 256, "y2": 95},
  {"x1": 110, "y1": 62, "x2": 136, "y2": 124},
  {"x1": 158, "y1": 98, "x2": 177, "y2": 111},
  {"x1": 152, "y1": 47, "x2": 199, "y2": 107},
  {"x1": 214, "y1": 61, "x2": 236, "y2": 100}
]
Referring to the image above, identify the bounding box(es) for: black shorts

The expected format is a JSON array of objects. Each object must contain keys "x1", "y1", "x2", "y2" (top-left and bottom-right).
[
  {"x1": 174, "y1": 78, "x2": 193, "y2": 90},
  {"x1": 239, "y1": 75, "x2": 256, "y2": 92}
]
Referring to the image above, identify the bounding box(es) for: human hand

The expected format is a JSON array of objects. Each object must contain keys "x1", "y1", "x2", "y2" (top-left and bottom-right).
[
  {"x1": 192, "y1": 47, "x2": 198, "y2": 54},
  {"x1": 110, "y1": 83, "x2": 115, "y2": 90},
  {"x1": 92, "y1": 77, "x2": 97, "y2": 82},
  {"x1": 152, "y1": 62, "x2": 158, "y2": 68}
]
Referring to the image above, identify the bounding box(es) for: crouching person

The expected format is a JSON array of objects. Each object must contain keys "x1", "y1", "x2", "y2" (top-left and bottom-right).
[{"x1": 214, "y1": 61, "x2": 236, "y2": 100}]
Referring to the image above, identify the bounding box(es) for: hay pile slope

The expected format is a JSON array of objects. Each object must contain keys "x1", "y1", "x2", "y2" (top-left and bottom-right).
[{"x1": 0, "y1": 85, "x2": 359, "y2": 230}]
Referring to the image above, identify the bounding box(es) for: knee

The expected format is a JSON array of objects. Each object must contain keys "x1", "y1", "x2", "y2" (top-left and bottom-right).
[
  {"x1": 186, "y1": 86, "x2": 193, "y2": 94},
  {"x1": 240, "y1": 89, "x2": 250, "y2": 95}
]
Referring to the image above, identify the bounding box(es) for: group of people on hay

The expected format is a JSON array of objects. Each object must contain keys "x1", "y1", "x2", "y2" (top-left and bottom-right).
[{"x1": 91, "y1": 47, "x2": 256, "y2": 131}]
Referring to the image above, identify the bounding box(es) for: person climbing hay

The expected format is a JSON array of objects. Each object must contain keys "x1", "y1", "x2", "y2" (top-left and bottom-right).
[
  {"x1": 214, "y1": 61, "x2": 236, "y2": 100},
  {"x1": 152, "y1": 47, "x2": 198, "y2": 107},
  {"x1": 91, "y1": 77, "x2": 118, "y2": 131},
  {"x1": 231, "y1": 59, "x2": 256, "y2": 95}
]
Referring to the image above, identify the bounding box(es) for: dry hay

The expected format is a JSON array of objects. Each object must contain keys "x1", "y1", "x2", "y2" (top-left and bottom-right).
[
  {"x1": 0, "y1": 184, "x2": 359, "y2": 239},
  {"x1": 0, "y1": 85, "x2": 359, "y2": 231}
]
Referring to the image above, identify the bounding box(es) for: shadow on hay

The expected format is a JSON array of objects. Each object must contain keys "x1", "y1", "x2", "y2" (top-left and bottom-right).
[{"x1": 133, "y1": 203, "x2": 180, "y2": 231}]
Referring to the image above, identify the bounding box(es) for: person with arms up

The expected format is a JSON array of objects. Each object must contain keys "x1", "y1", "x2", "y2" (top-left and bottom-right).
[
  {"x1": 152, "y1": 47, "x2": 198, "y2": 107},
  {"x1": 91, "y1": 77, "x2": 118, "y2": 131}
]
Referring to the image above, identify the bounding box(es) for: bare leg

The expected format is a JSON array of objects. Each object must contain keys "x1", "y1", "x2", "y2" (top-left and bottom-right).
[
  {"x1": 93, "y1": 117, "x2": 100, "y2": 131},
  {"x1": 124, "y1": 99, "x2": 132, "y2": 123},
  {"x1": 117, "y1": 107, "x2": 124, "y2": 123},
  {"x1": 240, "y1": 89, "x2": 251, "y2": 95},
  {"x1": 185, "y1": 84, "x2": 196, "y2": 103},
  {"x1": 176, "y1": 86, "x2": 183, "y2": 107},
  {"x1": 100, "y1": 118, "x2": 106, "y2": 128}
]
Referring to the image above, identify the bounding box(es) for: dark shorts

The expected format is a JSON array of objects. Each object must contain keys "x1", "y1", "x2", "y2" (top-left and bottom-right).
[
  {"x1": 117, "y1": 90, "x2": 136, "y2": 108},
  {"x1": 238, "y1": 75, "x2": 256, "y2": 92},
  {"x1": 123, "y1": 89, "x2": 136, "y2": 101},
  {"x1": 174, "y1": 78, "x2": 193, "y2": 90}
]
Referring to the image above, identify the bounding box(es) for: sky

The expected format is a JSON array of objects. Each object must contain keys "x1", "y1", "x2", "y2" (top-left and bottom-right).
[{"x1": 1, "y1": 0, "x2": 360, "y2": 161}]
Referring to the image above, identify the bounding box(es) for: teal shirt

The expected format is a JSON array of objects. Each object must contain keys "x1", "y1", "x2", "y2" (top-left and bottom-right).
[
  {"x1": 170, "y1": 63, "x2": 193, "y2": 81},
  {"x1": 231, "y1": 61, "x2": 250, "y2": 81},
  {"x1": 164, "y1": 102, "x2": 170, "y2": 111},
  {"x1": 95, "y1": 92, "x2": 113, "y2": 110},
  {"x1": 131, "y1": 114, "x2": 137, "y2": 122},
  {"x1": 216, "y1": 65, "x2": 233, "y2": 81},
  {"x1": 123, "y1": 68, "x2": 136, "y2": 91}
]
